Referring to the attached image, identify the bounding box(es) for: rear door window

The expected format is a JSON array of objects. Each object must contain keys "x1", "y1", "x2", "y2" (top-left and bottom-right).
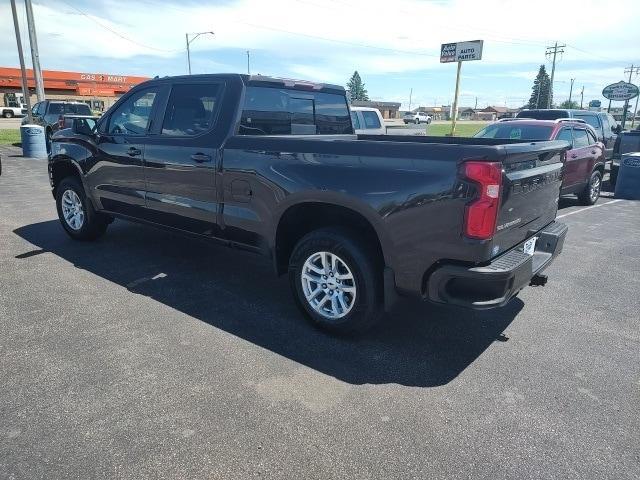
[
  {"x1": 161, "y1": 83, "x2": 221, "y2": 136},
  {"x1": 239, "y1": 87, "x2": 352, "y2": 135},
  {"x1": 573, "y1": 129, "x2": 590, "y2": 148},
  {"x1": 362, "y1": 110, "x2": 381, "y2": 129},
  {"x1": 47, "y1": 103, "x2": 64, "y2": 115}
]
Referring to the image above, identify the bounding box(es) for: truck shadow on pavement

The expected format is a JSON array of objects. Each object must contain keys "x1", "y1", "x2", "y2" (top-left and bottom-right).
[{"x1": 14, "y1": 220, "x2": 523, "y2": 388}]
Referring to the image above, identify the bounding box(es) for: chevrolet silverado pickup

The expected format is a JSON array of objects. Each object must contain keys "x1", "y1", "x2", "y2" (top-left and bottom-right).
[{"x1": 48, "y1": 74, "x2": 568, "y2": 334}]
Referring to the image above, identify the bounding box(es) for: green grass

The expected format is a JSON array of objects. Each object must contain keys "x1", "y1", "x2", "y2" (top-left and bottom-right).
[
  {"x1": 0, "y1": 129, "x2": 21, "y2": 146},
  {"x1": 426, "y1": 122, "x2": 487, "y2": 137}
]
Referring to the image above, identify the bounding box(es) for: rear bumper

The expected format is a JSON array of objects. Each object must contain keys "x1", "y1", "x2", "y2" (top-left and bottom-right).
[{"x1": 426, "y1": 221, "x2": 568, "y2": 309}]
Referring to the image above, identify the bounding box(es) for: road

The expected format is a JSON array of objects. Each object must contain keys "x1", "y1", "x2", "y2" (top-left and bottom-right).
[
  {"x1": 0, "y1": 117, "x2": 23, "y2": 130},
  {"x1": 0, "y1": 147, "x2": 639, "y2": 479}
]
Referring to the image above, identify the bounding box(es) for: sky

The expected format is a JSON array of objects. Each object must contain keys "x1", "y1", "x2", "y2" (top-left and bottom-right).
[{"x1": 1, "y1": 0, "x2": 639, "y2": 109}]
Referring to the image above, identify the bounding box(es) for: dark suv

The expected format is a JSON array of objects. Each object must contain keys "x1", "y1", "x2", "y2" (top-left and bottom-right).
[
  {"x1": 22, "y1": 100, "x2": 93, "y2": 149},
  {"x1": 517, "y1": 109, "x2": 620, "y2": 159}
]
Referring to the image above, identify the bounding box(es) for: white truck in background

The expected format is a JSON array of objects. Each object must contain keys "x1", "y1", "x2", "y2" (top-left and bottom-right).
[{"x1": 2, "y1": 93, "x2": 28, "y2": 118}]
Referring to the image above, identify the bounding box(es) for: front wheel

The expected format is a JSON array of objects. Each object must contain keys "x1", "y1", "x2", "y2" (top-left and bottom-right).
[
  {"x1": 288, "y1": 228, "x2": 383, "y2": 335},
  {"x1": 578, "y1": 170, "x2": 602, "y2": 206},
  {"x1": 56, "y1": 177, "x2": 109, "y2": 240},
  {"x1": 414, "y1": 118, "x2": 419, "y2": 124}
]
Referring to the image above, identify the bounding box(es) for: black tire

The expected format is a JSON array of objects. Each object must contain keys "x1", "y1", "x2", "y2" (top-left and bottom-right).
[
  {"x1": 414, "y1": 118, "x2": 419, "y2": 125},
  {"x1": 3, "y1": 110, "x2": 14, "y2": 119},
  {"x1": 45, "y1": 129, "x2": 52, "y2": 153},
  {"x1": 288, "y1": 227, "x2": 384, "y2": 335},
  {"x1": 403, "y1": 121, "x2": 408, "y2": 125},
  {"x1": 578, "y1": 170, "x2": 602, "y2": 206},
  {"x1": 610, "y1": 166, "x2": 618, "y2": 188},
  {"x1": 55, "y1": 177, "x2": 108, "y2": 241}
]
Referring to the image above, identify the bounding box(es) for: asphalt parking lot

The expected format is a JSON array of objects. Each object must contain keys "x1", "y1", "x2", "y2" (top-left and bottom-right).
[{"x1": 1, "y1": 147, "x2": 639, "y2": 479}]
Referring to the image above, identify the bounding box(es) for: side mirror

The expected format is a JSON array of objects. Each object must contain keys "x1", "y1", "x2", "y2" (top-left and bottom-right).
[{"x1": 72, "y1": 118, "x2": 96, "y2": 137}]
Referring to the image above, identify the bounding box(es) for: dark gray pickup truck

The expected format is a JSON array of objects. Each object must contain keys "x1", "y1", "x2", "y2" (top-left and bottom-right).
[{"x1": 49, "y1": 74, "x2": 568, "y2": 334}]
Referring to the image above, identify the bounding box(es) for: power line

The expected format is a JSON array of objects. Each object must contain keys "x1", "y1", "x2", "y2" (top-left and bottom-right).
[
  {"x1": 60, "y1": 1, "x2": 184, "y2": 53},
  {"x1": 235, "y1": 21, "x2": 440, "y2": 57}
]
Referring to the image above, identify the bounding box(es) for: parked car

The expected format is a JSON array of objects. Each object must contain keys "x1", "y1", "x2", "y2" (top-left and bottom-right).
[
  {"x1": 611, "y1": 130, "x2": 640, "y2": 186},
  {"x1": 403, "y1": 111, "x2": 431, "y2": 124},
  {"x1": 49, "y1": 74, "x2": 568, "y2": 334},
  {"x1": 22, "y1": 100, "x2": 93, "y2": 150},
  {"x1": 516, "y1": 109, "x2": 620, "y2": 159},
  {"x1": 2, "y1": 105, "x2": 27, "y2": 118},
  {"x1": 474, "y1": 118, "x2": 605, "y2": 205},
  {"x1": 350, "y1": 106, "x2": 386, "y2": 135}
]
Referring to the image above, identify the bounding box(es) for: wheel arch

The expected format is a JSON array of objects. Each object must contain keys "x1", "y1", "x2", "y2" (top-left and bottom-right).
[
  {"x1": 49, "y1": 156, "x2": 84, "y2": 198},
  {"x1": 272, "y1": 197, "x2": 393, "y2": 276}
]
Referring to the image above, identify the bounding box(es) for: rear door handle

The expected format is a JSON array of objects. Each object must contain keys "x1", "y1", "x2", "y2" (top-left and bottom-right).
[
  {"x1": 570, "y1": 154, "x2": 578, "y2": 159},
  {"x1": 127, "y1": 147, "x2": 141, "y2": 157},
  {"x1": 191, "y1": 153, "x2": 211, "y2": 163}
]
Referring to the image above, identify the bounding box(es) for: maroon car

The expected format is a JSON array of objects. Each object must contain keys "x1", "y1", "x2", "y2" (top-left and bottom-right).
[{"x1": 475, "y1": 119, "x2": 605, "y2": 205}]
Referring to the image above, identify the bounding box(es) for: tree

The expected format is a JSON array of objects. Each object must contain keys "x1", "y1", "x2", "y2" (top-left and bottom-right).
[
  {"x1": 559, "y1": 100, "x2": 579, "y2": 109},
  {"x1": 346, "y1": 71, "x2": 369, "y2": 101},
  {"x1": 528, "y1": 65, "x2": 551, "y2": 109}
]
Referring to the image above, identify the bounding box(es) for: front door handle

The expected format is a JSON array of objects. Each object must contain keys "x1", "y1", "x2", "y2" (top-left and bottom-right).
[
  {"x1": 191, "y1": 153, "x2": 211, "y2": 163},
  {"x1": 127, "y1": 147, "x2": 141, "y2": 157},
  {"x1": 570, "y1": 154, "x2": 578, "y2": 159},
  {"x1": 591, "y1": 150, "x2": 597, "y2": 154}
]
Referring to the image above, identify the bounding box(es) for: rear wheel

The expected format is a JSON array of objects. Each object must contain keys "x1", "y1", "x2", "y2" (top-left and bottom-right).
[
  {"x1": 3, "y1": 110, "x2": 14, "y2": 119},
  {"x1": 578, "y1": 170, "x2": 602, "y2": 205},
  {"x1": 56, "y1": 177, "x2": 108, "y2": 240},
  {"x1": 414, "y1": 118, "x2": 419, "y2": 124},
  {"x1": 288, "y1": 228, "x2": 383, "y2": 335}
]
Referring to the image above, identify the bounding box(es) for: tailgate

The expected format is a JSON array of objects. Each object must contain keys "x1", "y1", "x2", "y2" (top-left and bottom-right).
[{"x1": 490, "y1": 141, "x2": 567, "y2": 256}]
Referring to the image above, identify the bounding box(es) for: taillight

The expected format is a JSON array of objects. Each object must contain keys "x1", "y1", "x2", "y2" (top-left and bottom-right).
[
  {"x1": 462, "y1": 161, "x2": 502, "y2": 240},
  {"x1": 57, "y1": 115, "x2": 64, "y2": 129}
]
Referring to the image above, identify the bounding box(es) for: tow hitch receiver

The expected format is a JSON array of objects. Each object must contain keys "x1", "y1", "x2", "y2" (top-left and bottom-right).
[{"x1": 530, "y1": 274, "x2": 548, "y2": 287}]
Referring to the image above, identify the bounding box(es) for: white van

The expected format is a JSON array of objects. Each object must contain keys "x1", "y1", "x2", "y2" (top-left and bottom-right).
[{"x1": 350, "y1": 107, "x2": 386, "y2": 135}]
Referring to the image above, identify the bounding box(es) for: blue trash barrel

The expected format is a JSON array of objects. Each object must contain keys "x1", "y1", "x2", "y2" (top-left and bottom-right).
[
  {"x1": 20, "y1": 124, "x2": 48, "y2": 159},
  {"x1": 614, "y1": 152, "x2": 640, "y2": 200}
]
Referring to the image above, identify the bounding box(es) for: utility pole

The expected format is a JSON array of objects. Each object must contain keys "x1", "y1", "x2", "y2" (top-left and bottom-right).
[
  {"x1": 246, "y1": 50, "x2": 250, "y2": 75},
  {"x1": 10, "y1": 0, "x2": 32, "y2": 123},
  {"x1": 408, "y1": 88, "x2": 412, "y2": 111},
  {"x1": 474, "y1": 96, "x2": 478, "y2": 109},
  {"x1": 568, "y1": 78, "x2": 575, "y2": 105},
  {"x1": 622, "y1": 64, "x2": 640, "y2": 128},
  {"x1": 185, "y1": 31, "x2": 215, "y2": 75},
  {"x1": 579, "y1": 86, "x2": 584, "y2": 109},
  {"x1": 25, "y1": 0, "x2": 44, "y2": 102},
  {"x1": 545, "y1": 42, "x2": 565, "y2": 109}
]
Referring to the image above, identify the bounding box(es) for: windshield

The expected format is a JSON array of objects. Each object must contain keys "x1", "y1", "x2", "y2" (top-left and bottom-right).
[{"x1": 474, "y1": 123, "x2": 554, "y2": 140}]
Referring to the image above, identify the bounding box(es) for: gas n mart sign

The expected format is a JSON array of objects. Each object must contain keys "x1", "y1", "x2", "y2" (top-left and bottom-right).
[{"x1": 440, "y1": 40, "x2": 484, "y2": 63}]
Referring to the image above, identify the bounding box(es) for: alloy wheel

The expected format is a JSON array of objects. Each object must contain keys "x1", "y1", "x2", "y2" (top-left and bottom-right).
[
  {"x1": 61, "y1": 189, "x2": 85, "y2": 230},
  {"x1": 300, "y1": 251, "x2": 356, "y2": 319}
]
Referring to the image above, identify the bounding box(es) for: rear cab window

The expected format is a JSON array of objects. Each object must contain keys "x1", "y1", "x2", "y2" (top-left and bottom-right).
[
  {"x1": 161, "y1": 83, "x2": 221, "y2": 136},
  {"x1": 350, "y1": 111, "x2": 361, "y2": 129},
  {"x1": 362, "y1": 110, "x2": 381, "y2": 129},
  {"x1": 239, "y1": 86, "x2": 352, "y2": 135}
]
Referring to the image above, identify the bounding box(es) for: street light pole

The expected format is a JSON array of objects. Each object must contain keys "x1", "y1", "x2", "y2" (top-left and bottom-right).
[
  {"x1": 10, "y1": 0, "x2": 32, "y2": 123},
  {"x1": 185, "y1": 31, "x2": 215, "y2": 75}
]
